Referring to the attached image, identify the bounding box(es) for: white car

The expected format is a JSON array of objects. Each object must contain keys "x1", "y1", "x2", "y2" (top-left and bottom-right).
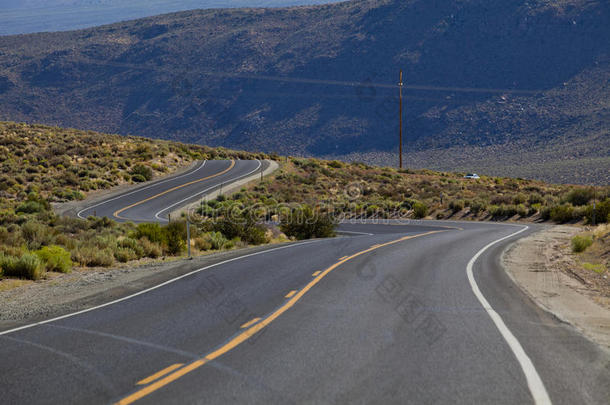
[{"x1": 463, "y1": 173, "x2": 480, "y2": 179}]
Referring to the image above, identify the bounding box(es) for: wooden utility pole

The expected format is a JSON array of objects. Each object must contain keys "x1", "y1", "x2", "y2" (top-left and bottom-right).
[{"x1": 398, "y1": 70, "x2": 404, "y2": 169}]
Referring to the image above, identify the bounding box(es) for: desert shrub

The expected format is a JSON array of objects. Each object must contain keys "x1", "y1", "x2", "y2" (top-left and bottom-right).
[
  {"x1": 366, "y1": 205, "x2": 381, "y2": 217},
  {"x1": 489, "y1": 205, "x2": 519, "y2": 219},
  {"x1": 194, "y1": 236, "x2": 212, "y2": 251},
  {"x1": 412, "y1": 202, "x2": 428, "y2": 219},
  {"x1": 550, "y1": 205, "x2": 574, "y2": 223},
  {"x1": 280, "y1": 205, "x2": 336, "y2": 240},
  {"x1": 572, "y1": 206, "x2": 588, "y2": 221},
  {"x1": 118, "y1": 237, "x2": 144, "y2": 257},
  {"x1": 15, "y1": 200, "x2": 46, "y2": 214},
  {"x1": 470, "y1": 200, "x2": 486, "y2": 215},
  {"x1": 564, "y1": 188, "x2": 594, "y2": 206},
  {"x1": 571, "y1": 235, "x2": 593, "y2": 253},
  {"x1": 131, "y1": 174, "x2": 147, "y2": 183},
  {"x1": 527, "y1": 204, "x2": 540, "y2": 217},
  {"x1": 164, "y1": 221, "x2": 186, "y2": 255},
  {"x1": 0, "y1": 253, "x2": 17, "y2": 278},
  {"x1": 130, "y1": 164, "x2": 153, "y2": 181},
  {"x1": 72, "y1": 246, "x2": 114, "y2": 267},
  {"x1": 134, "y1": 223, "x2": 165, "y2": 244},
  {"x1": 139, "y1": 237, "x2": 162, "y2": 258},
  {"x1": 114, "y1": 247, "x2": 137, "y2": 263},
  {"x1": 90, "y1": 234, "x2": 117, "y2": 251},
  {"x1": 449, "y1": 200, "x2": 464, "y2": 213},
  {"x1": 35, "y1": 245, "x2": 72, "y2": 273},
  {"x1": 540, "y1": 206, "x2": 552, "y2": 221},
  {"x1": 513, "y1": 193, "x2": 527, "y2": 205},
  {"x1": 211, "y1": 206, "x2": 269, "y2": 245},
  {"x1": 582, "y1": 263, "x2": 605, "y2": 274},
  {"x1": 527, "y1": 193, "x2": 544, "y2": 205},
  {"x1": 21, "y1": 220, "x2": 53, "y2": 250},
  {"x1": 212, "y1": 217, "x2": 268, "y2": 245},
  {"x1": 87, "y1": 216, "x2": 115, "y2": 230},
  {"x1": 328, "y1": 160, "x2": 343, "y2": 168},
  {"x1": 206, "y1": 231, "x2": 229, "y2": 250},
  {"x1": 490, "y1": 195, "x2": 512, "y2": 205},
  {"x1": 516, "y1": 204, "x2": 528, "y2": 217},
  {"x1": 584, "y1": 198, "x2": 610, "y2": 224},
  {"x1": 2, "y1": 252, "x2": 44, "y2": 280}
]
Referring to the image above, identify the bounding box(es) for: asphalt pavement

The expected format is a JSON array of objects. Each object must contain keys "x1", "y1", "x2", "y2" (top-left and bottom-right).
[
  {"x1": 3, "y1": 162, "x2": 609, "y2": 404},
  {"x1": 76, "y1": 160, "x2": 266, "y2": 222},
  {"x1": 1, "y1": 221, "x2": 608, "y2": 404}
]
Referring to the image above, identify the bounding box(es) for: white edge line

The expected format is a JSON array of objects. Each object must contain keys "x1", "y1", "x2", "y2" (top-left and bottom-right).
[
  {"x1": 153, "y1": 160, "x2": 263, "y2": 221},
  {"x1": 76, "y1": 160, "x2": 208, "y2": 219},
  {"x1": 466, "y1": 225, "x2": 552, "y2": 405},
  {"x1": 0, "y1": 238, "x2": 325, "y2": 337},
  {"x1": 336, "y1": 230, "x2": 374, "y2": 236}
]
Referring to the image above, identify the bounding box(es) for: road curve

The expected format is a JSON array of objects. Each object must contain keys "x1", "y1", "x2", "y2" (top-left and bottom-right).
[
  {"x1": 0, "y1": 221, "x2": 608, "y2": 404},
  {"x1": 76, "y1": 160, "x2": 267, "y2": 223}
]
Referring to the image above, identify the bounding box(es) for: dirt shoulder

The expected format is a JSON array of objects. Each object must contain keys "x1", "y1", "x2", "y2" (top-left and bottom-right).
[
  {"x1": 0, "y1": 243, "x2": 293, "y2": 332},
  {"x1": 503, "y1": 225, "x2": 610, "y2": 350}
]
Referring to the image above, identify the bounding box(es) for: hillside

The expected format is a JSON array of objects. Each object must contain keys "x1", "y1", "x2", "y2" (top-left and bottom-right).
[
  {"x1": 0, "y1": 121, "x2": 608, "y2": 282},
  {"x1": 0, "y1": 0, "x2": 337, "y2": 35},
  {"x1": 0, "y1": 0, "x2": 608, "y2": 184}
]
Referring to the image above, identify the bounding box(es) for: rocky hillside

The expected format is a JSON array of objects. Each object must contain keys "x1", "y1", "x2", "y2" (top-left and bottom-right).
[{"x1": 0, "y1": 0, "x2": 608, "y2": 183}]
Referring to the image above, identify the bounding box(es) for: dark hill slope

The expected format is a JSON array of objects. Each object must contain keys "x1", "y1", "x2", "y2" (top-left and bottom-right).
[{"x1": 0, "y1": 0, "x2": 608, "y2": 183}]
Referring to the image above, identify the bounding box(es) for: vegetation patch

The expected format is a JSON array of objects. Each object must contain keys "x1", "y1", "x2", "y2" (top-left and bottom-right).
[
  {"x1": 572, "y1": 235, "x2": 593, "y2": 253},
  {"x1": 0, "y1": 122, "x2": 608, "y2": 285}
]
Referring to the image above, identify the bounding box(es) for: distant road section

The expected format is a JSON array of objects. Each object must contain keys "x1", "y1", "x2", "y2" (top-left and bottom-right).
[
  {"x1": 0, "y1": 1, "x2": 343, "y2": 36},
  {"x1": 76, "y1": 159, "x2": 267, "y2": 223}
]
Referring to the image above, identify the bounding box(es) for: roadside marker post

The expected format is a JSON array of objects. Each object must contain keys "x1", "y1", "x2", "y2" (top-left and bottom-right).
[
  {"x1": 591, "y1": 186, "x2": 592, "y2": 226},
  {"x1": 186, "y1": 220, "x2": 191, "y2": 259}
]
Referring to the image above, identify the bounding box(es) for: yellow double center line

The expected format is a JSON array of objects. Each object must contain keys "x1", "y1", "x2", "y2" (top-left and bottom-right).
[
  {"x1": 113, "y1": 160, "x2": 236, "y2": 220},
  {"x1": 116, "y1": 229, "x2": 445, "y2": 405}
]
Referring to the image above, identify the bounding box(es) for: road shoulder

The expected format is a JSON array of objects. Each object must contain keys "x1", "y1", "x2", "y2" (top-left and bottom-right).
[{"x1": 502, "y1": 225, "x2": 610, "y2": 350}]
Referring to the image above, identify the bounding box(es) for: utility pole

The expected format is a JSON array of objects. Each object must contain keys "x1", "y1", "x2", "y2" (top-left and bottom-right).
[{"x1": 398, "y1": 70, "x2": 404, "y2": 169}]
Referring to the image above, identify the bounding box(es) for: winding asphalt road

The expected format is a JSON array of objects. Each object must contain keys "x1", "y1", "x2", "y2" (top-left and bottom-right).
[
  {"x1": 76, "y1": 160, "x2": 267, "y2": 222},
  {"x1": 1, "y1": 163, "x2": 608, "y2": 404}
]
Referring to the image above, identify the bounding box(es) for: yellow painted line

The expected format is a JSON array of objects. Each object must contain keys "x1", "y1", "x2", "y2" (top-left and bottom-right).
[
  {"x1": 382, "y1": 223, "x2": 463, "y2": 231},
  {"x1": 113, "y1": 160, "x2": 236, "y2": 220},
  {"x1": 285, "y1": 290, "x2": 297, "y2": 298},
  {"x1": 312, "y1": 271, "x2": 321, "y2": 277},
  {"x1": 136, "y1": 363, "x2": 184, "y2": 386},
  {"x1": 115, "y1": 229, "x2": 445, "y2": 405},
  {"x1": 240, "y1": 317, "x2": 261, "y2": 329},
  {"x1": 117, "y1": 360, "x2": 207, "y2": 405},
  {"x1": 371, "y1": 244, "x2": 380, "y2": 248},
  {"x1": 338, "y1": 256, "x2": 348, "y2": 261}
]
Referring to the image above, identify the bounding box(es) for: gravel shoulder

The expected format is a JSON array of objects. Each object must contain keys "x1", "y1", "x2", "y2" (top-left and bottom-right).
[
  {"x1": 503, "y1": 225, "x2": 610, "y2": 350},
  {"x1": 0, "y1": 243, "x2": 294, "y2": 332}
]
